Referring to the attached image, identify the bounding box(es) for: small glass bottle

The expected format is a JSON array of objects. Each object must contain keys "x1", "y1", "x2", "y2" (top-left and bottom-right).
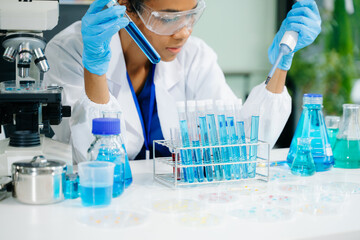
[
  {"x1": 291, "y1": 138, "x2": 316, "y2": 176},
  {"x1": 87, "y1": 118, "x2": 126, "y2": 198},
  {"x1": 325, "y1": 116, "x2": 340, "y2": 149},
  {"x1": 333, "y1": 104, "x2": 360, "y2": 169},
  {"x1": 287, "y1": 94, "x2": 333, "y2": 171}
]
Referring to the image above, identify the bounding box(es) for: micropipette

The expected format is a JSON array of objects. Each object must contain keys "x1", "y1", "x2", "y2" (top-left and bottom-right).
[
  {"x1": 107, "y1": 0, "x2": 161, "y2": 64},
  {"x1": 265, "y1": 0, "x2": 301, "y2": 84}
]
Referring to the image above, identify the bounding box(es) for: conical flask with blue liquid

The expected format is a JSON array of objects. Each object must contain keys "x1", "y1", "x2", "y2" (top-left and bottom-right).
[{"x1": 287, "y1": 94, "x2": 334, "y2": 171}]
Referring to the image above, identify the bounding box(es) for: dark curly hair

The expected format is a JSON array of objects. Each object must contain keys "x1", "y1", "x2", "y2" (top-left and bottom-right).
[{"x1": 125, "y1": 0, "x2": 148, "y2": 13}]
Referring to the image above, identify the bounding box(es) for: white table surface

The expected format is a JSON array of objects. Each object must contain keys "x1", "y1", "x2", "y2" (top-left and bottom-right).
[{"x1": 1, "y1": 149, "x2": 360, "y2": 240}]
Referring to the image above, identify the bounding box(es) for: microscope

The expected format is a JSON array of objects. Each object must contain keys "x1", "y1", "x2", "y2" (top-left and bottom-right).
[{"x1": 0, "y1": 0, "x2": 72, "y2": 175}]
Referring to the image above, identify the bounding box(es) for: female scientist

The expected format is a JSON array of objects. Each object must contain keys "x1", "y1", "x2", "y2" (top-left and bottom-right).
[{"x1": 44, "y1": 0, "x2": 321, "y2": 162}]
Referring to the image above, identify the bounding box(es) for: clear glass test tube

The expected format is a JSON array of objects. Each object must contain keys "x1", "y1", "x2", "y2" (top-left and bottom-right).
[
  {"x1": 187, "y1": 100, "x2": 205, "y2": 182},
  {"x1": 248, "y1": 115, "x2": 259, "y2": 178},
  {"x1": 225, "y1": 100, "x2": 241, "y2": 179},
  {"x1": 216, "y1": 100, "x2": 232, "y2": 180},
  {"x1": 205, "y1": 100, "x2": 224, "y2": 181},
  {"x1": 176, "y1": 101, "x2": 195, "y2": 183},
  {"x1": 234, "y1": 99, "x2": 247, "y2": 179},
  {"x1": 106, "y1": 0, "x2": 161, "y2": 64},
  {"x1": 197, "y1": 100, "x2": 214, "y2": 182}
]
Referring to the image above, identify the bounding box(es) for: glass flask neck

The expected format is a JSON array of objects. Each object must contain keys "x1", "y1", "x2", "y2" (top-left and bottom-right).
[{"x1": 338, "y1": 104, "x2": 360, "y2": 140}]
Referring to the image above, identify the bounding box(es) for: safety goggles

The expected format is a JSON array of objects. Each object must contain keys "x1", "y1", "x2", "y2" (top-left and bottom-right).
[{"x1": 134, "y1": 0, "x2": 206, "y2": 36}]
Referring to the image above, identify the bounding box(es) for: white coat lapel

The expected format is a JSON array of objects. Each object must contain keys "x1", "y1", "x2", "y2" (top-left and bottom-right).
[
  {"x1": 155, "y1": 59, "x2": 185, "y2": 141},
  {"x1": 106, "y1": 33, "x2": 144, "y2": 159}
]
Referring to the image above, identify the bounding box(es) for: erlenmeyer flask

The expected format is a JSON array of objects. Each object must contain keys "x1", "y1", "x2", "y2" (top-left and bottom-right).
[
  {"x1": 291, "y1": 138, "x2": 316, "y2": 176},
  {"x1": 287, "y1": 94, "x2": 333, "y2": 171},
  {"x1": 333, "y1": 104, "x2": 360, "y2": 169},
  {"x1": 325, "y1": 116, "x2": 340, "y2": 149}
]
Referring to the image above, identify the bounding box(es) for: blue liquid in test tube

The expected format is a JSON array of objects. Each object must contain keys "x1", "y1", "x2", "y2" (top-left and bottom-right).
[
  {"x1": 187, "y1": 100, "x2": 205, "y2": 182},
  {"x1": 205, "y1": 100, "x2": 224, "y2": 181},
  {"x1": 216, "y1": 100, "x2": 232, "y2": 180},
  {"x1": 236, "y1": 121, "x2": 248, "y2": 179},
  {"x1": 248, "y1": 116, "x2": 259, "y2": 178},
  {"x1": 197, "y1": 100, "x2": 213, "y2": 182},
  {"x1": 227, "y1": 116, "x2": 241, "y2": 179},
  {"x1": 107, "y1": 0, "x2": 161, "y2": 64},
  {"x1": 176, "y1": 102, "x2": 195, "y2": 183}
]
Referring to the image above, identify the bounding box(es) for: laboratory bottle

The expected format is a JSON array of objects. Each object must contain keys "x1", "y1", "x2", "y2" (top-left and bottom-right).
[
  {"x1": 87, "y1": 118, "x2": 126, "y2": 197},
  {"x1": 290, "y1": 138, "x2": 316, "y2": 176},
  {"x1": 287, "y1": 94, "x2": 333, "y2": 171},
  {"x1": 101, "y1": 111, "x2": 132, "y2": 188},
  {"x1": 333, "y1": 104, "x2": 360, "y2": 169}
]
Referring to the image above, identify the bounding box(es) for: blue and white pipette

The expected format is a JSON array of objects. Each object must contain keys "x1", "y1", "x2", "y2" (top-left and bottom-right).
[
  {"x1": 265, "y1": 0, "x2": 301, "y2": 84},
  {"x1": 107, "y1": 0, "x2": 161, "y2": 64}
]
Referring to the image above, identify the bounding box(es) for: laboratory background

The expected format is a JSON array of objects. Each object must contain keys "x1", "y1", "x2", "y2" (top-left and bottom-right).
[
  {"x1": 0, "y1": 0, "x2": 360, "y2": 239},
  {"x1": 1, "y1": 0, "x2": 360, "y2": 147}
]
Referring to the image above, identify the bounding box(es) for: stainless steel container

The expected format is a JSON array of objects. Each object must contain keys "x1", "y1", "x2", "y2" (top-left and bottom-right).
[{"x1": 12, "y1": 155, "x2": 67, "y2": 204}]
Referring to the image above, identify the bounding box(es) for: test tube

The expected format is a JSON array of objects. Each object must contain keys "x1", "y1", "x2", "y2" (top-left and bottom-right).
[
  {"x1": 187, "y1": 100, "x2": 205, "y2": 182},
  {"x1": 225, "y1": 100, "x2": 241, "y2": 179},
  {"x1": 235, "y1": 99, "x2": 247, "y2": 179},
  {"x1": 170, "y1": 128, "x2": 181, "y2": 181},
  {"x1": 216, "y1": 100, "x2": 232, "y2": 180},
  {"x1": 107, "y1": 0, "x2": 161, "y2": 64},
  {"x1": 197, "y1": 100, "x2": 214, "y2": 182},
  {"x1": 176, "y1": 101, "x2": 195, "y2": 183},
  {"x1": 205, "y1": 100, "x2": 224, "y2": 181},
  {"x1": 248, "y1": 115, "x2": 259, "y2": 178}
]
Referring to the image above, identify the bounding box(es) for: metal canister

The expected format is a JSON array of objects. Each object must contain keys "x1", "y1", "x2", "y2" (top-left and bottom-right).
[{"x1": 12, "y1": 155, "x2": 67, "y2": 204}]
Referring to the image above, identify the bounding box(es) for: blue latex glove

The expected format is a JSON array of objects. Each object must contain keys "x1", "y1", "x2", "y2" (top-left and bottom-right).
[
  {"x1": 81, "y1": 0, "x2": 129, "y2": 76},
  {"x1": 268, "y1": 0, "x2": 321, "y2": 71}
]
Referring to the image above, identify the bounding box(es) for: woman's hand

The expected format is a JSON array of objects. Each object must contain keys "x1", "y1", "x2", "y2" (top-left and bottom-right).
[
  {"x1": 81, "y1": 0, "x2": 129, "y2": 76},
  {"x1": 268, "y1": 0, "x2": 321, "y2": 71}
]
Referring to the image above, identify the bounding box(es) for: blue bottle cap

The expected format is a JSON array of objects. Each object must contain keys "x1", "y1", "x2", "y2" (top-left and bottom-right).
[
  {"x1": 92, "y1": 118, "x2": 120, "y2": 135},
  {"x1": 303, "y1": 93, "x2": 323, "y2": 105}
]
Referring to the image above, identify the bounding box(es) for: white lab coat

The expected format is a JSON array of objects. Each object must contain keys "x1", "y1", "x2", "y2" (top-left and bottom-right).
[{"x1": 44, "y1": 21, "x2": 292, "y2": 163}]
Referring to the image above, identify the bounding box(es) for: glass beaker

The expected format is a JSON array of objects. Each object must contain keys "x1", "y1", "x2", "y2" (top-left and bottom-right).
[
  {"x1": 333, "y1": 104, "x2": 360, "y2": 169},
  {"x1": 291, "y1": 138, "x2": 316, "y2": 176},
  {"x1": 287, "y1": 94, "x2": 333, "y2": 171},
  {"x1": 325, "y1": 116, "x2": 341, "y2": 149}
]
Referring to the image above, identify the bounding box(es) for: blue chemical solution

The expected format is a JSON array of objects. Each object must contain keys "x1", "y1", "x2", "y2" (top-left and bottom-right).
[
  {"x1": 124, "y1": 21, "x2": 161, "y2": 64},
  {"x1": 97, "y1": 149, "x2": 125, "y2": 198},
  {"x1": 122, "y1": 144, "x2": 133, "y2": 188},
  {"x1": 179, "y1": 119, "x2": 195, "y2": 183},
  {"x1": 218, "y1": 114, "x2": 232, "y2": 180},
  {"x1": 192, "y1": 140, "x2": 205, "y2": 182},
  {"x1": 291, "y1": 138, "x2": 316, "y2": 176},
  {"x1": 227, "y1": 116, "x2": 241, "y2": 179},
  {"x1": 287, "y1": 94, "x2": 333, "y2": 171},
  {"x1": 248, "y1": 116, "x2": 259, "y2": 178},
  {"x1": 64, "y1": 174, "x2": 79, "y2": 199},
  {"x1": 199, "y1": 116, "x2": 214, "y2": 182},
  {"x1": 80, "y1": 185, "x2": 112, "y2": 207},
  {"x1": 207, "y1": 114, "x2": 224, "y2": 180},
  {"x1": 236, "y1": 121, "x2": 248, "y2": 179}
]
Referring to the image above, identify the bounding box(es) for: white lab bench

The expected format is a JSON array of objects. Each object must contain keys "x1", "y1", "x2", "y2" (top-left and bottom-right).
[{"x1": 1, "y1": 149, "x2": 360, "y2": 240}]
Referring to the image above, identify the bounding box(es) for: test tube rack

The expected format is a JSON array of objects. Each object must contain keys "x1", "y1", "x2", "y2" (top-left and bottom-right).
[{"x1": 153, "y1": 140, "x2": 270, "y2": 188}]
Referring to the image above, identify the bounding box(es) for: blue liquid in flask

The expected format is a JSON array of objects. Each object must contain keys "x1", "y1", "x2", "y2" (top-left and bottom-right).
[
  {"x1": 291, "y1": 138, "x2": 316, "y2": 176},
  {"x1": 287, "y1": 94, "x2": 333, "y2": 171}
]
